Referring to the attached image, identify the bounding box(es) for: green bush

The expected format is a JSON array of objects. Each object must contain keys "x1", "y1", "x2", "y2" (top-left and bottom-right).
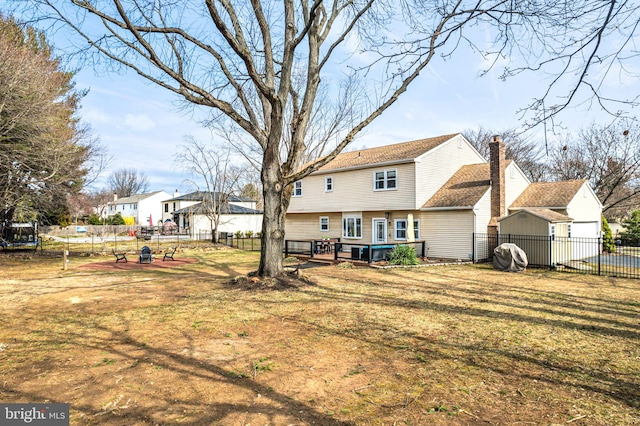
[
  {"x1": 389, "y1": 245, "x2": 420, "y2": 266},
  {"x1": 109, "y1": 212, "x2": 125, "y2": 225},
  {"x1": 88, "y1": 214, "x2": 103, "y2": 225},
  {"x1": 620, "y1": 209, "x2": 640, "y2": 246},
  {"x1": 234, "y1": 230, "x2": 243, "y2": 239},
  {"x1": 602, "y1": 216, "x2": 616, "y2": 253},
  {"x1": 245, "y1": 230, "x2": 253, "y2": 238}
]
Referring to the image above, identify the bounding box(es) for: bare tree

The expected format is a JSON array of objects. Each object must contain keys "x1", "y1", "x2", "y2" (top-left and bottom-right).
[
  {"x1": 463, "y1": 127, "x2": 549, "y2": 182},
  {"x1": 66, "y1": 192, "x2": 94, "y2": 224},
  {"x1": 14, "y1": 0, "x2": 633, "y2": 278},
  {"x1": 87, "y1": 188, "x2": 114, "y2": 220},
  {"x1": 548, "y1": 121, "x2": 640, "y2": 219},
  {"x1": 108, "y1": 168, "x2": 150, "y2": 198},
  {"x1": 176, "y1": 137, "x2": 243, "y2": 243}
]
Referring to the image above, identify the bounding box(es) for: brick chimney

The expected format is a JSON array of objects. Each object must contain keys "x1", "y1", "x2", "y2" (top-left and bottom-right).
[{"x1": 488, "y1": 135, "x2": 505, "y2": 234}]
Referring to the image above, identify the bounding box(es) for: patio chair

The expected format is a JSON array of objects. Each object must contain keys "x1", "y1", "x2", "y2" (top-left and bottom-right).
[
  {"x1": 163, "y1": 247, "x2": 177, "y2": 261},
  {"x1": 139, "y1": 246, "x2": 153, "y2": 264},
  {"x1": 113, "y1": 249, "x2": 127, "y2": 263}
]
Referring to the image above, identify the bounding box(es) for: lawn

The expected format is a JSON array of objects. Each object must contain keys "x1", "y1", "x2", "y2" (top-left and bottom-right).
[{"x1": 0, "y1": 248, "x2": 638, "y2": 425}]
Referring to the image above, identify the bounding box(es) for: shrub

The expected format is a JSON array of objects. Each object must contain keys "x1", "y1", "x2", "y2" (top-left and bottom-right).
[
  {"x1": 109, "y1": 213, "x2": 125, "y2": 225},
  {"x1": 234, "y1": 230, "x2": 243, "y2": 239},
  {"x1": 620, "y1": 209, "x2": 640, "y2": 247},
  {"x1": 389, "y1": 245, "x2": 419, "y2": 266},
  {"x1": 88, "y1": 214, "x2": 103, "y2": 225},
  {"x1": 602, "y1": 216, "x2": 616, "y2": 253},
  {"x1": 245, "y1": 230, "x2": 253, "y2": 238}
]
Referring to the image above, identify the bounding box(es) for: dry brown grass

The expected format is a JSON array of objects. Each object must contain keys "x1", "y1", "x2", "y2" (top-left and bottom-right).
[{"x1": 0, "y1": 249, "x2": 638, "y2": 425}]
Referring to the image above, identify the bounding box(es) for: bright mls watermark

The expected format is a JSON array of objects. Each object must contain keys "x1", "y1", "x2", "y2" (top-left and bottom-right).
[{"x1": 1, "y1": 404, "x2": 69, "y2": 425}]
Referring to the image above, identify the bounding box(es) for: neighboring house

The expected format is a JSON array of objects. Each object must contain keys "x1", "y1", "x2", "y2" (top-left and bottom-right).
[
  {"x1": 162, "y1": 191, "x2": 262, "y2": 237},
  {"x1": 106, "y1": 191, "x2": 170, "y2": 225},
  {"x1": 285, "y1": 133, "x2": 603, "y2": 260}
]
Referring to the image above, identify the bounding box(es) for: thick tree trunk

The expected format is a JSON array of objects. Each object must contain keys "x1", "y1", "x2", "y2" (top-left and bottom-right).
[
  {"x1": 258, "y1": 176, "x2": 287, "y2": 277},
  {"x1": 257, "y1": 142, "x2": 287, "y2": 277}
]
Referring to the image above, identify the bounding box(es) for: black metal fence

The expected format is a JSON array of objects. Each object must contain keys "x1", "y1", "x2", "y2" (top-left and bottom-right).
[
  {"x1": 473, "y1": 233, "x2": 640, "y2": 279},
  {"x1": 218, "y1": 234, "x2": 261, "y2": 251}
]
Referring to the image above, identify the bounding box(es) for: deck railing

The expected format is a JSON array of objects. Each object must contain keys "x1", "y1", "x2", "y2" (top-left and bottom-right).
[{"x1": 284, "y1": 239, "x2": 427, "y2": 263}]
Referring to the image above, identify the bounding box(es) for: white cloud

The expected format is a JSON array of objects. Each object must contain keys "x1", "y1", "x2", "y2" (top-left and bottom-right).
[{"x1": 123, "y1": 114, "x2": 157, "y2": 131}]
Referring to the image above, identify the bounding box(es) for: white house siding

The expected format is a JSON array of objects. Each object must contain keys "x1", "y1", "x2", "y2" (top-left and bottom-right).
[
  {"x1": 415, "y1": 136, "x2": 486, "y2": 208},
  {"x1": 162, "y1": 200, "x2": 199, "y2": 223},
  {"x1": 566, "y1": 183, "x2": 602, "y2": 259},
  {"x1": 288, "y1": 163, "x2": 416, "y2": 213},
  {"x1": 287, "y1": 210, "x2": 433, "y2": 245},
  {"x1": 422, "y1": 210, "x2": 475, "y2": 260},
  {"x1": 285, "y1": 213, "x2": 343, "y2": 240},
  {"x1": 505, "y1": 163, "x2": 530, "y2": 210},
  {"x1": 139, "y1": 192, "x2": 170, "y2": 226},
  {"x1": 474, "y1": 190, "x2": 492, "y2": 235},
  {"x1": 189, "y1": 213, "x2": 262, "y2": 237},
  {"x1": 567, "y1": 183, "x2": 602, "y2": 235}
]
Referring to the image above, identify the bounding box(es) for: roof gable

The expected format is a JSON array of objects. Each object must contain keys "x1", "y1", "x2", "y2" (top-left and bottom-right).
[
  {"x1": 313, "y1": 133, "x2": 459, "y2": 173},
  {"x1": 510, "y1": 180, "x2": 586, "y2": 209}
]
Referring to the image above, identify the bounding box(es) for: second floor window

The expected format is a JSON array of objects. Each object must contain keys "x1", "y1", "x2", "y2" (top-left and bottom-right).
[
  {"x1": 325, "y1": 176, "x2": 333, "y2": 192},
  {"x1": 164, "y1": 204, "x2": 169, "y2": 213},
  {"x1": 374, "y1": 169, "x2": 397, "y2": 190},
  {"x1": 293, "y1": 180, "x2": 303, "y2": 197}
]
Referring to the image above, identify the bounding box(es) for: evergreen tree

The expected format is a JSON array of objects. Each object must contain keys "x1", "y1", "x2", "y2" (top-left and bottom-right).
[
  {"x1": 620, "y1": 210, "x2": 640, "y2": 246},
  {"x1": 602, "y1": 215, "x2": 616, "y2": 253},
  {"x1": 0, "y1": 14, "x2": 93, "y2": 225}
]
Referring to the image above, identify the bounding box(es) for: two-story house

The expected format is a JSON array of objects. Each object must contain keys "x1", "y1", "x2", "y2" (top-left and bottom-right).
[
  {"x1": 285, "y1": 133, "x2": 602, "y2": 260},
  {"x1": 106, "y1": 191, "x2": 170, "y2": 225},
  {"x1": 161, "y1": 191, "x2": 262, "y2": 237}
]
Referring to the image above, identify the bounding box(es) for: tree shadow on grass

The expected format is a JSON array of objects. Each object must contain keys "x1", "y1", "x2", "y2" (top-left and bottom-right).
[{"x1": 3, "y1": 318, "x2": 352, "y2": 425}]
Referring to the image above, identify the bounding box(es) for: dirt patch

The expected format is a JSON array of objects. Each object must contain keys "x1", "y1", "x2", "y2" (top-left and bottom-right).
[
  {"x1": 77, "y1": 258, "x2": 198, "y2": 271},
  {"x1": 227, "y1": 270, "x2": 317, "y2": 291}
]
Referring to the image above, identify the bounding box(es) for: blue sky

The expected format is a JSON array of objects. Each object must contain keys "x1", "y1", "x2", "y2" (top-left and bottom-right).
[
  {"x1": 6, "y1": 3, "x2": 638, "y2": 194},
  {"x1": 75, "y1": 52, "x2": 626, "y2": 194}
]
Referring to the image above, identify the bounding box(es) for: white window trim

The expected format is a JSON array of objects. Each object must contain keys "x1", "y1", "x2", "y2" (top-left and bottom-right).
[
  {"x1": 320, "y1": 216, "x2": 329, "y2": 232},
  {"x1": 293, "y1": 180, "x2": 303, "y2": 197},
  {"x1": 395, "y1": 218, "x2": 420, "y2": 240},
  {"x1": 373, "y1": 169, "x2": 398, "y2": 191},
  {"x1": 342, "y1": 214, "x2": 363, "y2": 239},
  {"x1": 395, "y1": 219, "x2": 408, "y2": 240},
  {"x1": 325, "y1": 176, "x2": 333, "y2": 192}
]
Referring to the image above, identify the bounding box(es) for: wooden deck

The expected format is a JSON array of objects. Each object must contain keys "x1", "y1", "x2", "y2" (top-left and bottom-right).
[{"x1": 291, "y1": 252, "x2": 377, "y2": 267}]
